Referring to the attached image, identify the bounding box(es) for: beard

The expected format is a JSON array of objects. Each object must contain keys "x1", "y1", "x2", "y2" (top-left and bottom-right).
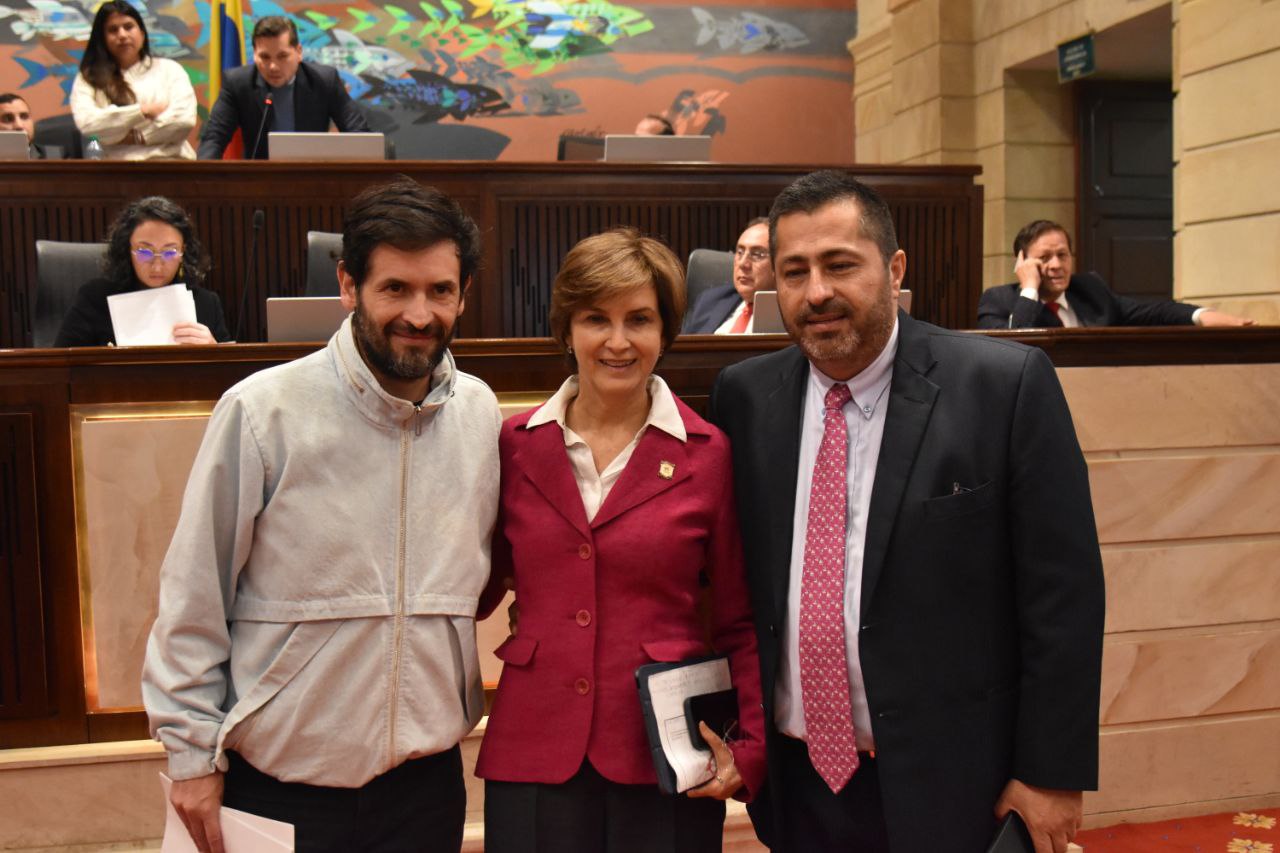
[
  {"x1": 784, "y1": 284, "x2": 896, "y2": 368},
  {"x1": 351, "y1": 299, "x2": 454, "y2": 382}
]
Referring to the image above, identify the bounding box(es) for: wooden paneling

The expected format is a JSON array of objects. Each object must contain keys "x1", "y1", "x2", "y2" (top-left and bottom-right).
[
  {"x1": 0, "y1": 161, "x2": 984, "y2": 347},
  {"x1": 0, "y1": 413, "x2": 48, "y2": 721}
]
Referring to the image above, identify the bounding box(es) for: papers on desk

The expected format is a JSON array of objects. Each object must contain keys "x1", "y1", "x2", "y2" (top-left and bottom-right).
[
  {"x1": 107, "y1": 283, "x2": 197, "y2": 345},
  {"x1": 159, "y1": 773, "x2": 294, "y2": 852},
  {"x1": 635, "y1": 655, "x2": 732, "y2": 794}
]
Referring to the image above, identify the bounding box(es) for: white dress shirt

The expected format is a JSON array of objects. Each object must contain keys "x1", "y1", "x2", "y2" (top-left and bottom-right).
[
  {"x1": 714, "y1": 299, "x2": 753, "y2": 335},
  {"x1": 527, "y1": 374, "x2": 686, "y2": 521},
  {"x1": 1020, "y1": 287, "x2": 1079, "y2": 327},
  {"x1": 775, "y1": 320, "x2": 899, "y2": 750}
]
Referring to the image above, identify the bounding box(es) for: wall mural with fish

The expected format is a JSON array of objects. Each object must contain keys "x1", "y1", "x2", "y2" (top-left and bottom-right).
[{"x1": 0, "y1": 0, "x2": 856, "y2": 162}]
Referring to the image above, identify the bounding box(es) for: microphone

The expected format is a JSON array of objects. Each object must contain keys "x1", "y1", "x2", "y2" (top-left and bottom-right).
[
  {"x1": 235, "y1": 209, "x2": 266, "y2": 342},
  {"x1": 250, "y1": 95, "x2": 273, "y2": 160}
]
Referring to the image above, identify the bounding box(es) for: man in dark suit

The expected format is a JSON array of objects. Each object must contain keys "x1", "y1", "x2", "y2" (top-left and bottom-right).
[
  {"x1": 709, "y1": 171, "x2": 1105, "y2": 853},
  {"x1": 977, "y1": 219, "x2": 1253, "y2": 329},
  {"x1": 684, "y1": 218, "x2": 775, "y2": 333},
  {"x1": 198, "y1": 16, "x2": 369, "y2": 160},
  {"x1": 0, "y1": 93, "x2": 61, "y2": 159}
]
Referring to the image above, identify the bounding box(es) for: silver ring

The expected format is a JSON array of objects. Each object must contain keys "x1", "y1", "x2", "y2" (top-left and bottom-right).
[{"x1": 715, "y1": 775, "x2": 725, "y2": 785}]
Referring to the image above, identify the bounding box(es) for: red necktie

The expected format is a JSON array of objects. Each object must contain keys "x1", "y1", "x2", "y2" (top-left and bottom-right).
[
  {"x1": 729, "y1": 301, "x2": 753, "y2": 334},
  {"x1": 799, "y1": 383, "x2": 860, "y2": 794},
  {"x1": 1044, "y1": 300, "x2": 1061, "y2": 318}
]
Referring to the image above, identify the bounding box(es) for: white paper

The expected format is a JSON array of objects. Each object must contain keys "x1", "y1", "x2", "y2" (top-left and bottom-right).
[
  {"x1": 644, "y1": 657, "x2": 732, "y2": 792},
  {"x1": 159, "y1": 773, "x2": 295, "y2": 852},
  {"x1": 107, "y1": 283, "x2": 197, "y2": 346}
]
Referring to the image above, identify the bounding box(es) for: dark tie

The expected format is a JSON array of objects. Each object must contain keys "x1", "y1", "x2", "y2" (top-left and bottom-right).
[
  {"x1": 799, "y1": 383, "x2": 860, "y2": 794},
  {"x1": 1044, "y1": 300, "x2": 1061, "y2": 319}
]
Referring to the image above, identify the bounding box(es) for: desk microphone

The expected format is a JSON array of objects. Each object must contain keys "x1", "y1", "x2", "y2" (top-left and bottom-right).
[
  {"x1": 250, "y1": 95, "x2": 273, "y2": 160},
  {"x1": 235, "y1": 209, "x2": 266, "y2": 342}
]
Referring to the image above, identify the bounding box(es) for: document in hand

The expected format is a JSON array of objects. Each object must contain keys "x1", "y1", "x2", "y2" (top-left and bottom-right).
[
  {"x1": 635, "y1": 655, "x2": 733, "y2": 795},
  {"x1": 986, "y1": 812, "x2": 1034, "y2": 853},
  {"x1": 107, "y1": 283, "x2": 197, "y2": 345},
  {"x1": 159, "y1": 773, "x2": 294, "y2": 852}
]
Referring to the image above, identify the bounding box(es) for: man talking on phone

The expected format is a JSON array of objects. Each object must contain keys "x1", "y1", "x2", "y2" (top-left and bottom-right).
[{"x1": 977, "y1": 219, "x2": 1253, "y2": 329}]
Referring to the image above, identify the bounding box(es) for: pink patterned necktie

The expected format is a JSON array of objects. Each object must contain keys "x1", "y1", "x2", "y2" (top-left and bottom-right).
[{"x1": 799, "y1": 382, "x2": 860, "y2": 794}]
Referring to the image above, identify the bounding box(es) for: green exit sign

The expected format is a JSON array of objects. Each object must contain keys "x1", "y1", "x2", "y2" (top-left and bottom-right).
[{"x1": 1057, "y1": 33, "x2": 1096, "y2": 83}]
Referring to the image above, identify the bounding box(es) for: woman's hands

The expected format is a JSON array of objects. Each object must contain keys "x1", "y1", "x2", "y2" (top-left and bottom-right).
[
  {"x1": 686, "y1": 721, "x2": 743, "y2": 800},
  {"x1": 172, "y1": 322, "x2": 218, "y2": 345}
]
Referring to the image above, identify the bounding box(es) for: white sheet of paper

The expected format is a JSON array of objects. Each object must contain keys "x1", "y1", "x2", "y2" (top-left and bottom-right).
[
  {"x1": 645, "y1": 657, "x2": 732, "y2": 792},
  {"x1": 107, "y1": 283, "x2": 197, "y2": 346},
  {"x1": 159, "y1": 773, "x2": 295, "y2": 852}
]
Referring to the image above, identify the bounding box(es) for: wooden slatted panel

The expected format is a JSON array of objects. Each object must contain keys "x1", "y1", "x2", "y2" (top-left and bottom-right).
[{"x1": 0, "y1": 412, "x2": 48, "y2": 719}]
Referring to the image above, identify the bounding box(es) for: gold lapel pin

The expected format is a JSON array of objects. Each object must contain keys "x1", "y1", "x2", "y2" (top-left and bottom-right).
[{"x1": 658, "y1": 460, "x2": 675, "y2": 480}]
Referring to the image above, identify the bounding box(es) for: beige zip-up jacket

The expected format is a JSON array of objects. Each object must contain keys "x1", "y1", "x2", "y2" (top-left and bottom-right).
[{"x1": 142, "y1": 317, "x2": 501, "y2": 785}]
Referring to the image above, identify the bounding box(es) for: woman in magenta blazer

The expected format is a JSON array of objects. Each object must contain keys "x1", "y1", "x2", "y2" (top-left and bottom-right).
[{"x1": 476, "y1": 228, "x2": 766, "y2": 852}]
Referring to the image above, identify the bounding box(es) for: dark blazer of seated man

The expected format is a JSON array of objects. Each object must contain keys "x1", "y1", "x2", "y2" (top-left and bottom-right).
[
  {"x1": 684, "y1": 217, "x2": 774, "y2": 334},
  {"x1": 198, "y1": 16, "x2": 369, "y2": 160},
  {"x1": 977, "y1": 219, "x2": 1253, "y2": 329}
]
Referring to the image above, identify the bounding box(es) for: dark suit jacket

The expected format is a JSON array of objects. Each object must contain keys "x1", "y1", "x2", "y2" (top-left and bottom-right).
[
  {"x1": 475, "y1": 395, "x2": 766, "y2": 797},
  {"x1": 683, "y1": 283, "x2": 743, "y2": 334},
  {"x1": 54, "y1": 277, "x2": 230, "y2": 346},
  {"x1": 197, "y1": 61, "x2": 369, "y2": 160},
  {"x1": 977, "y1": 271, "x2": 1198, "y2": 329},
  {"x1": 708, "y1": 313, "x2": 1104, "y2": 852}
]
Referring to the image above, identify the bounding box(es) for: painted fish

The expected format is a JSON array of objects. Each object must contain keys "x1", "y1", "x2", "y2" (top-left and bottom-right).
[
  {"x1": 0, "y1": 0, "x2": 91, "y2": 42},
  {"x1": 359, "y1": 68, "x2": 507, "y2": 123},
  {"x1": 309, "y1": 29, "x2": 415, "y2": 78},
  {"x1": 691, "y1": 7, "x2": 808, "y2": 54},
  {"x1": 515, "y1": 78, "x2": 580, "y2": 115},
  {"x1": 13, "y1": 54, "x2": 79, "y2": 99}
]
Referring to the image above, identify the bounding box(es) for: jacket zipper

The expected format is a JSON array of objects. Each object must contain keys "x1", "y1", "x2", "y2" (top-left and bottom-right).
[{"x1": 387, "y1": 410, "x2": 416, "y2": 767}]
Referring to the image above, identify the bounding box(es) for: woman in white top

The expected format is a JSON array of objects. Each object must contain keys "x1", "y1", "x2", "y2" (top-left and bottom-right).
[{"x1": 71, "y1": 1, "x2": 196, "y2": 160}]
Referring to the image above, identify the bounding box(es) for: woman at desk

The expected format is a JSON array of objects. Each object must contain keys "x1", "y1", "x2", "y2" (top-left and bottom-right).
[
  {"x1": 55, "y1": 196, "x2": 228, "y2": 347},
  {"x1": 70, "y1": 1, "x2": 196, "y2": 160},
  {"x1": 476, "y1": 228, "x2": 765, "y2": 852}
]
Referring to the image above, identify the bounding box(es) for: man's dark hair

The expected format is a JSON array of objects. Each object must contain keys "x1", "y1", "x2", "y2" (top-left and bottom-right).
[
  {"x1": 0, "y1": 93, "x2": 28, "y2": 106},
  {"x1": 80, "y1": 1, "x2": 151, "y2": 106},
  {"x1": 644, "y1": 114, "x2": 674, "y2": 135},
  {"x1": 341, "y1": 176, "x2": 482, "y2": 289},
  {"x1": 103, "y1": 196, "x2": 210, "y2": 287},
  {"x1": 768, "y1": 170, "x2": 899, "y2": 264},
  {"x1": 1013, "y1": 220, "x2": 1072, "y2": 257},
  {"x1": 252, "y1": 15, "x2": 300, "y2": 47},
  {"x1": 743, "y1": 216, "x2": 768, "y2": 230}
]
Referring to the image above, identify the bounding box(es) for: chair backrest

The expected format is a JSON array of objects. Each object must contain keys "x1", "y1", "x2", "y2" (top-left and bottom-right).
[
  {"x1": 305, "y1": 231, "x2": 343, "y2": 297},
  {"x1": 34, "y1": 240, "x2": 108, "y2": 347},
  {"x1": 685, "y1": 248, "x2": 734, "y2": 310},
  {"x1": 32, "y1": 113, "x2": 82, "y2": 159}
]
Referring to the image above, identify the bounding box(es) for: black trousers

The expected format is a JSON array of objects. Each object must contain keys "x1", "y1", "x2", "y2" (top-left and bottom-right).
[
  {"x1": 748, "y1": 735, "x2": 890, "y2": 853},
  {"x1": 222, "y1": 748, "x2": 465, "y2": 853},
  {"x1": 484, "y1": 760, "x2": 726, "y2": 853}
]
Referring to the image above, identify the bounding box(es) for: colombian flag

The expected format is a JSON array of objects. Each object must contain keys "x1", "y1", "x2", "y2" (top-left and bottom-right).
[{"x1": 208, "y1": 0, "x2": 248, "y2": 159}]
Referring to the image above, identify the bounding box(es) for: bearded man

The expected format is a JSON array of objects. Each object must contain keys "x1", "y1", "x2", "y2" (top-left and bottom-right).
[
  {"x1": 143, "y1": 177, "x2": 501, "y2": 853},
  {"x1": 708, "y1": 170, "x2": 1105, "y2": 853}
]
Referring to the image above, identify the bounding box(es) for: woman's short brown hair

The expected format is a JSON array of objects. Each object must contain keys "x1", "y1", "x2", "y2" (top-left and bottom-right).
[{"x1": 548, "y1": 228, "x2": 687, "y2": 359}]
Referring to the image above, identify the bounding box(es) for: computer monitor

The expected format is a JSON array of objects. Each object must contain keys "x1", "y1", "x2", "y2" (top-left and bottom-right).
[
  {"x1": 557, "y1": 134, "x2": 605, "y2": 161},
  {"x1": 0, "y1": 131, "x2": 31, "y2": 161},
  {"x1": 602, "y1": 135, "x2": 712, "y2": 163},
  {"x1": 267, "y1": 132, "x2": 385, "y2": 161},
  {"x1": 266, "y1": 297, "x2": 350, "y2": 342}
]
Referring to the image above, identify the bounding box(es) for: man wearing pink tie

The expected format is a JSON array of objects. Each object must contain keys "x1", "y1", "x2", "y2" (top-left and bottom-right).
[{"x1": 709, "y1": 171, "x2": 1105, "y2": 853}]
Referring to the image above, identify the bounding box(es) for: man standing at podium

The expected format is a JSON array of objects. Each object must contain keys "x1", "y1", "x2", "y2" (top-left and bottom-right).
[
  {"x1": 710, "y1": 171, "x2": 1105, "y2": 853},
  {"x1": 143, "y1": 178, "x2": 500, "y2": 852}
]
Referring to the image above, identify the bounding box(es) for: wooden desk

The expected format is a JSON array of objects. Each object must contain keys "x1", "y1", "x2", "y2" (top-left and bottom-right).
[
  {"x1": 2, "y1": 327, "x2": 1278, "y2": 823},
  {"x1": 0, "y1": 161, "x2": 982, "y2": 347}
]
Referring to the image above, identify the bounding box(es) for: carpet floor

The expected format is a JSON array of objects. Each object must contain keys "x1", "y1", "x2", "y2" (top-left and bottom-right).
[{"x1": 1077, "y1": 808, "x2": 1279, "y2": 852}]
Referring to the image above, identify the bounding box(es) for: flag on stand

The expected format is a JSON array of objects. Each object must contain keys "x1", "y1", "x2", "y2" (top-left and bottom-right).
[{"x1": 208, "y1": 0, "x2": 247, "y2": 159}]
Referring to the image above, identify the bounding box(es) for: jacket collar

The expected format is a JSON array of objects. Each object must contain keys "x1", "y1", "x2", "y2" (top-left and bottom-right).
[{"x1": 329, "y1": 315, "x2": 457, "y2": 429}]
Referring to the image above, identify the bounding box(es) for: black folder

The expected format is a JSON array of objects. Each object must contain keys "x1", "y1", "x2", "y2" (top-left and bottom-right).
[
  {"x1": 987, "y1": 812, "x2": 1034, "y2": 853},
  {"x1": 635, "y1": 655, "x2": 732, "y2": 795}
]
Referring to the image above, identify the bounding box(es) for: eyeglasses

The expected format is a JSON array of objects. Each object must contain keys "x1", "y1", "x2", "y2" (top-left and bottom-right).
[
  {"x1": 734, "y1": 247, "x2": 770, "y2": 264},
  {"x1": 131, "y1": 247, "x2": 183, "y2": 263}
]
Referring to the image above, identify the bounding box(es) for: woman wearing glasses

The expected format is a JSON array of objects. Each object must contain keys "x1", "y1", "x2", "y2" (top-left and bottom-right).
[{"x1": 55, "y1": 196, "x2": 229, "y2": 346}]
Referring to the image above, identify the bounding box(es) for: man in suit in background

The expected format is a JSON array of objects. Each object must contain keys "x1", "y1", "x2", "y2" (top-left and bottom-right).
[
  {"x1": 977, "y1": 219, "x2": 1253, "y2": 329},
  {"x1": 709, "y1": 171, "x2": 1105, "y2": 853},
  {"x1": 683, "y1": 217, "x2": 775, "y2": 333},
  {"x1": 0, "y1": 93, "x2": 59, "y2": 159},
  {"x1": 198, "y1": 16, "x2": 369, "y2": 160}
]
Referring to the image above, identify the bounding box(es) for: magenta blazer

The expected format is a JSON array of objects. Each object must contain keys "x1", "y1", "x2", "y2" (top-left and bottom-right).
[{"x1": 476, "y1": 394, "x2": 766, "y2": 798}]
